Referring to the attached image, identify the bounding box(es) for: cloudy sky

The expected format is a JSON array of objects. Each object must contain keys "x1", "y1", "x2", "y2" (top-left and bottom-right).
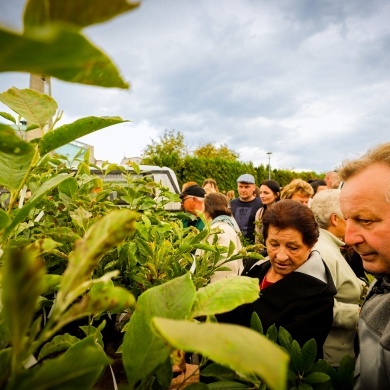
[{"x1": 1, "y1": 0, "x2": 390, "y2": 173}]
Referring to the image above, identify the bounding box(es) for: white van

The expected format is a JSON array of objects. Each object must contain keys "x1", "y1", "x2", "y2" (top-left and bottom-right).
[{"x1": 87, "y1": 164, "x2": 181, "y2": 211}]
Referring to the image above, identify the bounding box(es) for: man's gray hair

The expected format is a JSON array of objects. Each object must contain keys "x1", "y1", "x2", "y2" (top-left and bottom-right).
[{"x1": 310, "y1": 189, "x2": 342, "y2": 229}]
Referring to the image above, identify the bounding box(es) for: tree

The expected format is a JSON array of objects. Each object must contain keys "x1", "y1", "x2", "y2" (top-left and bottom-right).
[
  {"x1": 141, "y1": 129, "x2": 186, "y2": 167},
  {"x1": 193, "y1": 143, "x2": 239, "y2": 161}
]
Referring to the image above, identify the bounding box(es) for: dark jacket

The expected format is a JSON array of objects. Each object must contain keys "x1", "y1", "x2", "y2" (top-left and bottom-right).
[
  {"x1": 219, "y1": 251, "x2": 336, "y2": 359},
  {"x1": 353, "y1": 275, "x2": 390, "y2": 390}
]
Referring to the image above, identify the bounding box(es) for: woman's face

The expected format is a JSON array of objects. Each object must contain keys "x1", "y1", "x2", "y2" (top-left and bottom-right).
[
  {"x1": 203, "y1": 183, "x2": 217, "y2": 194},
  {"x1": 266, "y1": 226, "x2": 312, "y2": 278},
  {"x1": 291, "y1": 192, "x2": 310, "y2": 206},
  {"x1": 259, "y1": 185, "x2": 278, "y2": 206}
]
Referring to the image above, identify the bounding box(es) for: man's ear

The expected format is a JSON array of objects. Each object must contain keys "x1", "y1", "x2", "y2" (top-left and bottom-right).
[{"x1": 330, "y1": 213, "x2": 338, "y2": 226}]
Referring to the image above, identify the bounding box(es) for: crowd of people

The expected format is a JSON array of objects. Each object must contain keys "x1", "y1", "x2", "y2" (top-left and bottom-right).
[{"x1": 179, "y1": 142, "x2": 390, "y2": 389}]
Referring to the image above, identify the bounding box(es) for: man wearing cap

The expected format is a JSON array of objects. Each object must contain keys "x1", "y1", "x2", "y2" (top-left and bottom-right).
[
  {"x1": 230, "y1": 174, "x2": 262, "y2": 244},
  {"x1": 179, "y1": 184, "x2": 206, "y2": 231}
]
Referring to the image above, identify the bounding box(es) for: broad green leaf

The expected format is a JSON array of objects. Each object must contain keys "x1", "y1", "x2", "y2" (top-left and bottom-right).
[
  {"x1": 44, "y1": 226, "x2": 80, "y2": 243},
  {"x1": 305, "y1": 372, "x2": 330, "y2": 384},
  {"x1": 0, "y1": 87, "x2": 57, "y2": 128},
  {"x1": 2, "y1": 174, "x2": 72, "y2": 239},
  {"x1": 0, "y1": 149, "x2": 35, "y2": 190},
  {"x1": 24, "y1": 0, "x2": 140, "y2": 30},
  {"x1": 59, "y1": 284, "x2": 135, "y2": 326},
  {"x1": 56, "y1": 209, "x2": 138, "y2": 307},
  {"x1": 38, "y1": 334, "x2": 80, "y2": 361},
  {"x1": 191, "y1": 276, "x2": 260, "y2": 318},
  {"x1": 153, "y1": 318, "x2": 289, "y2": 390},
  {"x1": 0, "y1": 209, "x2": 10, "y2": 229},
  {"x1": 39, "y1": 116, "x2": 129, "y2": 156},
  {"x1": 25, "y1": 238, "x2": 62, "y2": 256},
  {"x1": 1, "y1": 247, "x2": 45, "y2": 368},
  {"x1": 0, "y1": 111, "x2": 16, "y2": 123},
  {"x1": 0, "y1": 26, "x2": 129, "y2": 89},
  {"x1": 0, "y1": 125, "x2": 34, "y2": 155},
  {"x1": 12, "y1": 336, "x2": 108, "y2": 390},
  {"x1": 122, "y1": 274, "x2": 196, "y2": 388},
  {"x1": 58, "y1": 177, "x2": 78, "y2": 199}
]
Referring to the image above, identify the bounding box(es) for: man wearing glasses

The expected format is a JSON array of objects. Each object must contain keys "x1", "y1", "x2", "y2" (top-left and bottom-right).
[{"x1": 180, "y1": 184, "x2": 206, "y2": 231}]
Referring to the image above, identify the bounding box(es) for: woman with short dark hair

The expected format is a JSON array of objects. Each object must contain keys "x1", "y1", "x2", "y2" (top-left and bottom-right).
[{"x1": 219, "y1": 200, "x2": 336, "y2": 359}]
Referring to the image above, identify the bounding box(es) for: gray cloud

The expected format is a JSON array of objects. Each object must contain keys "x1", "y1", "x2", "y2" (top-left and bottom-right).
[{"x1": 1, "y1": 0, "x2": 390, "y2": 174}]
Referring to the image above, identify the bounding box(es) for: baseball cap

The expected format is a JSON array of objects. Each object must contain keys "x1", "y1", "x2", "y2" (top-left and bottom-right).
[
  {"x1": 237, "y1": 174, "x2": 255, "y2": 184},
  {"x1": 179, "y1": 184, "x2": 206, "y2": 199}
]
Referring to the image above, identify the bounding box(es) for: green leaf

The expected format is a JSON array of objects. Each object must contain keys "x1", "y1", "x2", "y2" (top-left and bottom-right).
[
  {"x1": 250, "y1": 312, "x2": 263, "y2": 334},
  {"x1": 0, "y1": 149, "x2": 35, "y2": 190},
  {"x1": 185, "y1": 384, "x2": 209, "y2": 390},
  {"x1": 0, "y1": 88, "x2": 57, "y2": 128},
  {"x1": 122, "y1": 274, "x2": 196, "y2": 388},
  {"x1": 300, "y1": 339, "x2": 317, "y2": 373},
  {"x1": 278, "y1": 326, "x2": 293, "y2": 352},
  {"x1": 24, "y1": 0, "x2": 140, "y2": 30},
  {"x1": 265, "y1": 324, "x2": 278, "y2": 343},
  {"x1": 304, "y1": 372, "x2": 330, "y2": 384},
  {"x1": 0, "y1": 26, "x2": 129, "y2": 89},
  {"x1": 39, "y1": 116, "x2": 129, "y2": 155},
  {"x1": 297, "y1": 384, "x2": 313, "y2": 390},
  {"x1": 0, "y1": 209, "x2": 10, "y2": 229},
  {"x1": 0, "y1": 111, "x2": 16, "y2": 123},
  {"x1": 191, "y1": 276, "x2": 260, "y2": 318},
  {"x1": 58, "y1": 177, "x2": 78, "y2": 199},
  {"x1": 152, "y1": 318, "x2": 289, "y2": 390},
  {"x1": 37, "y1": 334, "x2": 80, "y2": 361},
  {"x1": 56, "y1": 209, "x2": 138, "y2": 307},
  {"x1": 59, "y1": 284, "x2": 135, "y2": 327},
  {"x1": 45, "y1": 226, "x2": 80, "y2": 243},
  {"x1": 0, "y1": 348, "x2": 12, "y2": 388},
  {"x1": 1, "y1": 247, "x2": 45, "y2": 369},
  {"x1": 201, "y1": 363, "x2": 237, "y2": 378},
  {"x1": 2, "y1": 173, "x2": 72, "y2": 239},
  {"x1": 13, "y1": 336, "x2": 108, "y2": 390},
  {"x1": 207, "y1": 382, "x2": 249, "y2": 389},
  {"x1": 290, "y1": 340, "x2": 304, "y2": 373},
  {"x1": 0, "y1": 125, "x2": 34, "y2": 155}
]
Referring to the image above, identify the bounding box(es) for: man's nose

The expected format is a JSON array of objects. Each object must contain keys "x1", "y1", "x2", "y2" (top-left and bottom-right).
[{"x1": 344, "y1": 220, "x2": 364, "y2": 247}]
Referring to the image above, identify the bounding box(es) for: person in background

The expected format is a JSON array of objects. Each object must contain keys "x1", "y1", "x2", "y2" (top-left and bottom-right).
[
  {"x1": 198, "y1": 193, "x2": 243, "y2": 282},
  {"x1": 311, "y1": 189, "x2": 366, "y2": 366},
  {"x1": 202, "y1": 178, "x2": 219, "y2": 194},
  {"x1": 339, "y1": 142, "x2": 390, "y2": 390},
  {"x1": 180, "y1": 184, "x2": 206, "y2": 231},
  {"x1": 255, "y1": 180, "x2": 281, "y2": 243},
  {"x1": 226, "y1": 190, "x2": 235, "y2": 201},
  {"x1": 281, "y1": 178, "x2": 314, "y2": 206},
  {"x1": 310, "y1": 179, "x2": 327, "y2": 195},
  {"x1": 181, "y1": 181, "x2": 199, "y2": 192},
  {"x1": 219, "y1": 200, "x2": 336, "y2": 359},
  {"x1": 325, "y1": 170, "x2": 341, "y2": 189},
  {"x1": 230, "y1": 174, "x2": 262, "y2": 244}
]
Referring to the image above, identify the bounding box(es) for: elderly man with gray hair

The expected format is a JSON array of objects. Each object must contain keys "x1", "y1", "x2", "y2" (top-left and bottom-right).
[
  {"x1": 311, "y1": 189, "x2": 366, "y2": 367},
  {"x1": 338, "y1": 142, "x2": 390, "y2": 390}
]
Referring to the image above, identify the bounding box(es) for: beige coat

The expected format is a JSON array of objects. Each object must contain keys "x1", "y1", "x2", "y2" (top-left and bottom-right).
[{"x1": 314, "y1": 228, "x2": 365, "y2": 366}]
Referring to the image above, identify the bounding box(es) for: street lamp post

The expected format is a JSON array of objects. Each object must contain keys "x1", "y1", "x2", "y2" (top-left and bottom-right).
[{"x1": 266, "y1": 152, "x2": 272, "y2": 180}]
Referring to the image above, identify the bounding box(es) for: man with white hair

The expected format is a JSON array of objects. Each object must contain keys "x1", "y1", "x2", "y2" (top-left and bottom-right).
[
  {"x1": 339, "y1": 143, "x2": 390, "y2": 390},
  {"x1": 311, "y1": 189, "x2": 365, "y2": 367}
]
